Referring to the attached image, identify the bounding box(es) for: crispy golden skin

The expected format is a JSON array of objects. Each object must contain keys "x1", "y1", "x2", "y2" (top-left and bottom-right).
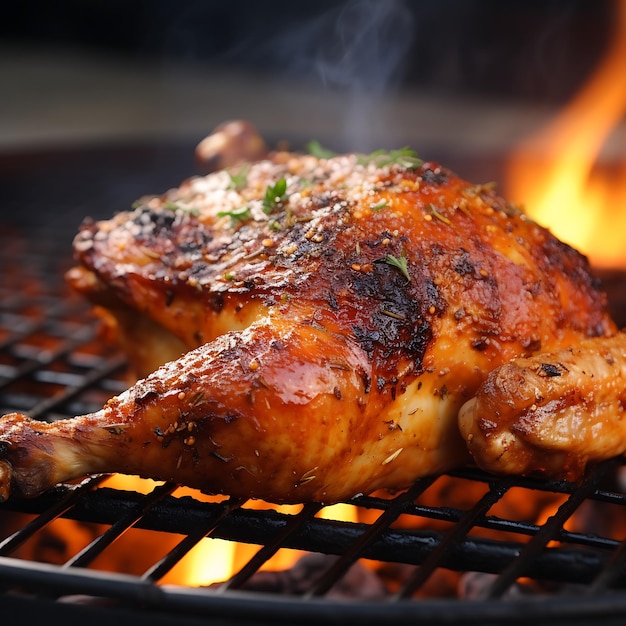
[
  {"x1": 459, "y1": 332, "x2": 626, "y2": 481},
  {"x1": 0, "y1": 151, "x2": 616, "y2": 503}
]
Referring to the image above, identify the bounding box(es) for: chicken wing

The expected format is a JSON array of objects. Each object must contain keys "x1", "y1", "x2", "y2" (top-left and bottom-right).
[{"x1": 459, "y1": 332, "x2": 626, "y2": 481}]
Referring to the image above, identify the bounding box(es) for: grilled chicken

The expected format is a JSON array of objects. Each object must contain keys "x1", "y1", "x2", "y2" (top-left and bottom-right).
[{"x1": 0, "y1": 148, "x2": 619, "y2": 503}]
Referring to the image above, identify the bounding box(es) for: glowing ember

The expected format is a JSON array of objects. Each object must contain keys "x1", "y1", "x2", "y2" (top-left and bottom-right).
[{"x1": 505, "y1": 0, "x2": 626, "y2": 268}]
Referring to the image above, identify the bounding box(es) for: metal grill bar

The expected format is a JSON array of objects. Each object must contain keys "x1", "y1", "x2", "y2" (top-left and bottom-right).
[
  {"x1": 0, "y1": 476, "x2": 106, "y2": 556},
  {"x1": 305, "y1": 476, "x2": 437, "y2": 598},
  {"x1": 220, "y1": 501, "x2": 324, "y2": 591},
  {"x1": 482, "y1": 458, "x2": 622, "y2": 599},
  {"x1": 142, "y1": 495, "x2": 247, "y2": 583},
  {"x1": 63, "y1": 482, "x2": 178, "y2": 569},
  {"x1": 395, "y1": 477, "x2": 515, "y2": 599},
  {"x1": 589, "y1": 538, "x2": 626, "y2": 594},
  {"x1": 27, "y1": 354, "x2": 127, "y2": 420},
  {"x1": 0, "y1": 480, "x2": 618, "y2": 587}
]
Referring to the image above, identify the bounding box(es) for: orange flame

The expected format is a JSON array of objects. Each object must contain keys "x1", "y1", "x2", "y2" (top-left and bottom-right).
[
  {"x1": 505, "y1": 0, "x2": 626, "y2": 268},
  {"x1": 98, "y1": 474, "x2": 359, "y2": 587}
]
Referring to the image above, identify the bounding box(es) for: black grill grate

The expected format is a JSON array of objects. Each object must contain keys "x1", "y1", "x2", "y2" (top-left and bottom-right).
[{"x1": 2, "y1": 144, "x2": 626, "y2": 625}]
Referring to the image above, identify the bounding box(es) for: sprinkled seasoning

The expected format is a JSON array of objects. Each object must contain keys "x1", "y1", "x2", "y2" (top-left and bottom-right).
[
  {"x1": 428, "y1": 204, "x2": 452, "y2": 225},
  {"x1": 298, "y1": 466, "x2": 319, "y2": 486},
  {"x1": 382, "y1": 448, "x2": 403, "y2": 465},
  {"x1": 382, "y1": 309, "x2": 407, "y2": 320}
]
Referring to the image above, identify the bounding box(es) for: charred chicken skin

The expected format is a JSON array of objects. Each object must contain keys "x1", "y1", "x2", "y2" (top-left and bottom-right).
[{"x1": 0, "y1": 148, "x2": 621, "y2": 504}]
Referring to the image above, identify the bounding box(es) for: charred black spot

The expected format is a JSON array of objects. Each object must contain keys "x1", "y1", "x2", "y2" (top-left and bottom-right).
[
  {"x1": 224, "y1": 413, "x2": 240, "y2": 425},
  {"x1": 135, "y1": 389, "x2": 159, "y2": 407},
  {"x1": 132, "y1": 207, "x2": 176, "y2": 233},
  {"x1": 454, "y1": 308, "x2": 466, "y2": 321},
  {"x1": 471, "y1": 337, "x2": 490, "y2": 351},
  {"x1": 348, "y1": 255, "x2": 439, "y2": 376},
  {"x1": 364, "y1": 231, "x2": 394, "y2": 250},
  {"x1": 406, "y1": 327, "x2": 432, "y2": 366},
  {"x1": 165, "y1": 290, "x2": 175, "y2": 306},
  {"x1": 424, "y1": 279, "x2": 445, "y2": 316},
  {"x1": 208, "y1": 293, "x2": 225, "y2": 313},
  {"x1": 539, "y1": 362, "x2": 565, "y2": 377},
  {"x1": 179, "y1": 241, "x2": 204, "y2": 255},
  {"x1": 453, "y1": 249, "x2": 476, "y2": 276},
  {"x1": 352, "y1": 325, "x2": 381, "y2": 358},
  {"x1": 421, "y1": 167, "x2": 448, "y2": 186},
  {"x1": 0, "y1": 441, "x2": 10, "y2": 458},
  {"x1": 358, "y1": 369, "x2": 372, "y2": 394}
]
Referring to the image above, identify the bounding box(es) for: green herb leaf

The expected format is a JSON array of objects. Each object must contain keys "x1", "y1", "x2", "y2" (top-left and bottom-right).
[
  {"x1": 262, "y1": 178, "x2": 288, "y2": 214},
  {"x1": 370, "y1": 200, "x2": 389, "y2": 211},
  {"x1": 428, "y1": 203, "x2": 452, "y2": 225},
  {"x1": 358, "y1": 147, "x2": 423, "y2": 169},
  {"x1": 217, "y1": 206, "x2": 252, "y2": 224},
  {"x1": 306, "y1": 140, "x2": 337, "y2": 159},
  {"x1": 384, "y1": 254, "x2": 411, "y2": 281},
  {"x1": 163, "y1": 201, "x2": 199, "y2": 216},
  {"x1": 227, "y1": 164, "x2": 250, "y2": 190}
]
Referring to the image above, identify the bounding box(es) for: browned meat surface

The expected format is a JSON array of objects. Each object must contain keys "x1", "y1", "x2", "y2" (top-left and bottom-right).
[
  {"x1": 459, "y1": 332, "x2": 626, "y2": 481},
  {"x1": 0, "y1": 148, "x2": 617, "y2": 503}
]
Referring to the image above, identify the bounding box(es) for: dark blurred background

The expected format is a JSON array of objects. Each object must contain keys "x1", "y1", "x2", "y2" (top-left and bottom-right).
[
  {"x1": 0, "y1": 0, "x2": 619, "y2": 233},
  {"x1": 1, "y1": 0, "x2": 615, "y2": 149},
  {"x1": 2, "y1": 0, "x2": 611, "y2": 104}
]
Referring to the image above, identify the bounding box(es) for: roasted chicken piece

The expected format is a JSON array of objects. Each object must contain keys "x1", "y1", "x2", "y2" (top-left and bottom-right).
[
  {"x1": 459, "y1": 332, "x2": 626, "y2": 481},
  {"x1": 0, "y1": 147, "x2": 620, "y2": 503}
]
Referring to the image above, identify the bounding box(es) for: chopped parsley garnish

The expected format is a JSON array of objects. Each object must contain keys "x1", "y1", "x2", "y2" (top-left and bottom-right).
[
  {"x1": 163, "y1": 201, "x2": 199, "y2": 216},
  {"x1": 370, "y1": 200, "x2": 389, "y2": 211},
  {"x1": 357, "y1": 147, "x2": 423, "y2": 169},
  {"x1": 262, "y1": 178, "x2": 288, "y2": 214},
  {"x1": 306, "y1": 140, "x2": 337, "y2": 159},
  {"x1": 383, "y1": 254, "x2": 411, "y2": 281},
  {"x1": 428, "y1": 203, "x2": 452, "y2": 225},
  {"x1": 227, "y1": 164, "x2": 250, "y2": 190},
  {"x1": 217, "y1": 206, "x2": 252, "y2": 224}
]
